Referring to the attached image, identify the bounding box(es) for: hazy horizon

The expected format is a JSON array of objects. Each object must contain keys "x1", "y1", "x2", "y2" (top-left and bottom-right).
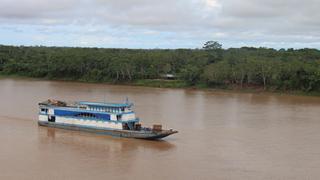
[{"x1": 2, "y1": 43, "x2": 320, "y2": 51}]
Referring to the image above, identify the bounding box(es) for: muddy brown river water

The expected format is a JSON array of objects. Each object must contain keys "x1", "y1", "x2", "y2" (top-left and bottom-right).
[{"x1": 1, "y1": 78, "x2": 320, "y2": 179}]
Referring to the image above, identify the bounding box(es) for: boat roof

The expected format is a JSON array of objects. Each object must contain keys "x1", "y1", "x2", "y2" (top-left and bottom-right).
[{"x1": 77, "y1": 101, "x2": 132, "y2": 108}]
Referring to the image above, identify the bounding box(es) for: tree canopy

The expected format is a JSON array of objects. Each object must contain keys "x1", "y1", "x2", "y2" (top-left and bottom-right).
[{"x1": 0, "y1": 42, "x2": 320, "y2": 92}]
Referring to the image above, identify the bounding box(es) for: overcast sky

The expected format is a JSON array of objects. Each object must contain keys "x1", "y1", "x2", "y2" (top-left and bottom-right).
[{"x1": 0, "y1": 0, "x2": 319, "y2": 49}]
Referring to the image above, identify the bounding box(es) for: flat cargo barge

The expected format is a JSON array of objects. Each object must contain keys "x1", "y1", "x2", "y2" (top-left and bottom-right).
[{"x1": 38, "y1": 99, "x2": 178, "y2": 140}]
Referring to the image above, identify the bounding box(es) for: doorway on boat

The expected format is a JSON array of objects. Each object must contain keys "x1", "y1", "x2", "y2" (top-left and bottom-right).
[
  {"x1": 122, "y1": 122, "x2": 135, "y2": 130},
  {"x1": 48, "y1": 115, "x2": 56, "y2": 122},
  {"x1": 122, "y1": 123, "x2": 129, "y2": 130},
  {"x1": 116, "y1": 114, "x2": 121, "y2": 121}
]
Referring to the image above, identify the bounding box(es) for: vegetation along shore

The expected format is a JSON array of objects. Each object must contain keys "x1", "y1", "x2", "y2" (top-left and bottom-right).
[{"x1": 0, "y1": 41, "x2": 320, "y2": 95}]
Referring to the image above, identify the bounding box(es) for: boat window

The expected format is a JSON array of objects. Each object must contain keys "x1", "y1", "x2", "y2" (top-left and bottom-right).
[
  {"x1": 40, "y1": 108, "x2": 48, "y2": 113},
  {"x1": 77, "y1": 112, "x2": 96, "y2": 119}
]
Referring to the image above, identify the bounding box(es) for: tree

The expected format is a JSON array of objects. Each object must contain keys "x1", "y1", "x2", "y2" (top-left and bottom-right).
[
  {"x1": 179, "y1": 65, "x2": 201, "y2": 85},
  {"x1": 203, "y1": 41, "x2": 222, "y2": 50},
  {"x1": 252, "y1": 58, "x2": 279, "y2": 90},
  {"x1": 202, "y1": 61, "x2": 231, "y2": 85},
  {"x1": 202, "y1": 41, "x2": 223, "y2": 63}
]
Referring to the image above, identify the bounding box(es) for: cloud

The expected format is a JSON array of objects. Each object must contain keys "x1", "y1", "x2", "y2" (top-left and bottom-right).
[
  {"x1": 0, "y1": 0, "x2": 319, "y2": 49},
  {"x1": 0, "y1": 0, "x2": 78, "y2": 19},
  {"x1": 0, "y1": 0, "x2": 217, "y2": 27},
  {"x1": 216, "y1": 0, "x2": 320, "y2": 34}
]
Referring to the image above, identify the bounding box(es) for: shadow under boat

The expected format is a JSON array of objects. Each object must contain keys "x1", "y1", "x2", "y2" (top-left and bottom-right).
[{"x1": 38, "y1": 126, "x2": 177, "y2": 152}]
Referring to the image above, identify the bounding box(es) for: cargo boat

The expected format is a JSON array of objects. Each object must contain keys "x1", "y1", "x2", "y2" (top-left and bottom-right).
[{"x1": 38, "y1": 99, "x2": 178, "y2": 140}]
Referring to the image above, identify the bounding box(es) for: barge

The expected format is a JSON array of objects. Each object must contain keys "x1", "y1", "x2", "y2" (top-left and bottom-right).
[{"x1": 38, "y1": 99, "x2": 178, "y2": 140}]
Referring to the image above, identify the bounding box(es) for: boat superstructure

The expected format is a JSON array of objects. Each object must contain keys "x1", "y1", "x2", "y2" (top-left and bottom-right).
[{"x1": 38, "y1": 99, "x2": 177, "y2": 140}]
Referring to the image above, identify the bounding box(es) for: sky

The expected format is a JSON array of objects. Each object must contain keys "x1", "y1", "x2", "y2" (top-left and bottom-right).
[{"x1": 0, "y1": 0, "x2": 320, "y2": 49}]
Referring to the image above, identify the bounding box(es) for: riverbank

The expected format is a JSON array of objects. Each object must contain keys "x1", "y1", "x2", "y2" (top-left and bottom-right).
[
  {"x1": 133, "y1": 81, "x2": 320, "y2": 97},
  {"x1": 0, "y1": 74, "x2": 319, "y2": 97}
]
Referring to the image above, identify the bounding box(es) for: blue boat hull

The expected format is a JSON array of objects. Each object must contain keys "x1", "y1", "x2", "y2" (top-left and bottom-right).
[{"x1": 38, "y1": 121, "x2": 177, "y2": 140}]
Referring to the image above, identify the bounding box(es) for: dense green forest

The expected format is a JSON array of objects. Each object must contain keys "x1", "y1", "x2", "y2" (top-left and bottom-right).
[{"x1": 0, "y1": 42, "x2": 320, "y2": 92}]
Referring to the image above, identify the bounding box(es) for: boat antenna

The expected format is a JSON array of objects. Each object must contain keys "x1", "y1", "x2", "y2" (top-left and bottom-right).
[{"x1": 125, "y1": 96, "x2": 129, "y2": 104}]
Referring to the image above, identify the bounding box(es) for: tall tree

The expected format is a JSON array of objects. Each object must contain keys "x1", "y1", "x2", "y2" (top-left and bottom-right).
[{"x1": 202, "y1": 41, "x2": 223, "y2": 63}]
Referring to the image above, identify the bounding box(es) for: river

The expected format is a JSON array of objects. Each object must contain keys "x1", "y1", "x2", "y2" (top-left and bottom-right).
[{"x1": 0, "y1": 78, "x2": 320, "y2": 180}]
